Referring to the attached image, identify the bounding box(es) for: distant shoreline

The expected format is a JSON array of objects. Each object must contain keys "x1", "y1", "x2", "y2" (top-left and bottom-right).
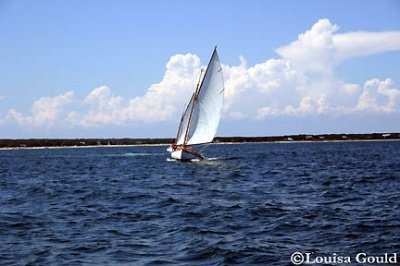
[{"x1": 0, "y1": 133, "x2": 399, "y2": 150}]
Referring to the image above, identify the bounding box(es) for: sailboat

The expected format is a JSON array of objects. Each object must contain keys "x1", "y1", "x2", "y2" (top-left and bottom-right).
[{"x1": 168, "y1": 46, "x2": 224, "y2": 160}]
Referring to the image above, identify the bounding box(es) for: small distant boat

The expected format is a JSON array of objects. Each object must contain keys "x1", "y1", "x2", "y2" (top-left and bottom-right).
[{"x1": 168, "y1": 47, "x2": 225, "y2": 160}]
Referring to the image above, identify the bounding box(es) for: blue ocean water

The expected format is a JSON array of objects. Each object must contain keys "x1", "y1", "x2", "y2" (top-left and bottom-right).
[{"x1": 1, "y1": 141, "x2": 399, "y2": 265}]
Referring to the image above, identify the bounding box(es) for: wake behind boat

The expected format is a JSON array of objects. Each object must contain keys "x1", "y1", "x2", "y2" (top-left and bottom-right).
[{"x1": 169, "y1": 47, "x2": 225, "y2": 160}]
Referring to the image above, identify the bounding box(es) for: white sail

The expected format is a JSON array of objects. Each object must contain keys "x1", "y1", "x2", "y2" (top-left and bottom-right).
[
  {"x1": 176, "y1": 93, "x2": 195, "y2": 145},
  {"x1": 176, "y1": 48, "x2": 224, "y2": 146}
]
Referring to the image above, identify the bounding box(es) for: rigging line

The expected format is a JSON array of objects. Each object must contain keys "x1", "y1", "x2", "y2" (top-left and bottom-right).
[
  {"x1": 183, "y1": 48, "x2": 217, "y2": 144},
  {"x1": 183, "y1": 68, "x2": 204, "y2": 144},
  {"x1": 199, "y1": 143, "x2": 211, "y2": 153},
  {"x1": 174, "y1": 104, "x2": 186, "y2": 143},
  {"x1": 175, "y1": 95, "x2": 193, "y2": 144}
]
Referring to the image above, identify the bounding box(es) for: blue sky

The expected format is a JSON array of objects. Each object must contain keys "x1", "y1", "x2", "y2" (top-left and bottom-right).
[{"x1": 0, "y1": 0, "x2": 399, "y2": 138}]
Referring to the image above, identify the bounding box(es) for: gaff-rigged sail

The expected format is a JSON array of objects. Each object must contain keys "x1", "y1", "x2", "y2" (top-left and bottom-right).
[
  {"x1": 175, "y1": 48, "x2": 224, "y2": 146},
  {"x1": 175, "y1": 93, "x2": 195, "y2": 145}
]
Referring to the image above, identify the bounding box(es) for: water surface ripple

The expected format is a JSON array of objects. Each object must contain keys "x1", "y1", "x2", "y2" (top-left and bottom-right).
[{"x1": 1, "y1": 141, "x2": 399, "y2": 265}]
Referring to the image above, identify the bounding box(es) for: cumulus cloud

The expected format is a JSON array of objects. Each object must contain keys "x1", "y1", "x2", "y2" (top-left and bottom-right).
[
  {"x1": 6, "y1": 91, "x2": 74, "y2": 127},
  {"x1": 356, "y1": 78, "x2": 400, "y2": 112},
  {"x1": 276, "y1": 19, "x2": 338, "y2": 73},
  {"x1": 227, "y1": 18, "x2": 400, "y2": 118},
  {"x1": 123, "y1": 53, "x2": 200, "y2": 122},
  {"x1": 68, "y1": 86, "x2": 124, "y2": 127},
  {"x1": 1, "y1": 18, "x2": 399, "y2": 132},
  {"x1": 276, "y1": 18, "x2": 400, "y2": 73},
  {"x1": 223, "y1": 58, "x2": 306, "y2": 119},
  {"x1": 69, "y1": 54, "x2": 201, "y2": 127}
]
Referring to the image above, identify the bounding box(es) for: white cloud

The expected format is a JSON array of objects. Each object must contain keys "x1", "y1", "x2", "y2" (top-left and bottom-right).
[
  {"x1": 225, "y1": 18, "x2": 400, "y2": 119},
  {"x1": 2, "y1": 18, "x2": 399, "y2": 133},
  {"x1": 276, "y1": 18, "x2": 400, "y2": 73},
  {"x1": 356, "y1": 78, "x2": 400, "y2": 112},
  {"x1": 276, "y1": 19, "x2": 338, "y2": 73},
  {"x1": 6, "y1": 91, "x2": 74, "y2": 127},
  {"x1": 256, "y1": 106, "x2": 279, "y2": 119},
  {"x1": 248, "y1": 59, "x2": 305, "y2": 94},
  {"x1": 68, "y1": 86, "x2": 124, "y2": 127},
  {"x1": 222, "y1": 56, "x2": 252, "y2": 110},
  {"x1": 223, "y1": 57, "x2": 307, "y2": 119},
  {"x1": 334, "y1": 31, "x2": 400, "y2": 61},
  {"x1": 123, "y1": 53, "x2": 200, "y2": 122},
  {"x1": 283, "y1": 96, "x2": 327, "y2": 116},
  {"x1": 69, "y1": 54, "x2": 201, "y2": 127}
]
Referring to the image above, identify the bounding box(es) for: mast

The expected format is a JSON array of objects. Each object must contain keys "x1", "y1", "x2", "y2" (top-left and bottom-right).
[
  {"x1": 182, "y1": 69, "x2": 204, "y2": 145},
  {"x1": 174, "y1": 106, "x2": 187, "y2": 144},
  {"x1": 174, "y1": 68, "x2": 203, "y2": 145},
  {"x1": 174, "y1": 79, "x2": 197, "y2": 145},
  {"x1": 183, "y1": 47, "x2": 217, "y2": 145}
]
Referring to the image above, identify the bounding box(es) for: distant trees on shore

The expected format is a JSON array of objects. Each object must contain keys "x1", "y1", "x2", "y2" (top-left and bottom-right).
[{"x1": 0, "y1": 133, "x2": 399, "y2": 148}]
